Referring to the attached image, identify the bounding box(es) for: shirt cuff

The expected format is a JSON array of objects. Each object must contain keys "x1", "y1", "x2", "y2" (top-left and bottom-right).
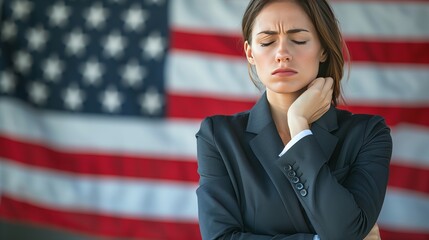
[
  {"x1": 278, "y1": 129, "x2": 312, "y2": 157},
  {"x1": 313, "y1": 235, "x2": 320, "y2": 240}
]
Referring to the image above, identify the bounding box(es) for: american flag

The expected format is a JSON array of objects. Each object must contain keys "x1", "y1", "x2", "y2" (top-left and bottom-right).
[{"x1": 0, "y1": 0, "x2": 428, "y2": 239}]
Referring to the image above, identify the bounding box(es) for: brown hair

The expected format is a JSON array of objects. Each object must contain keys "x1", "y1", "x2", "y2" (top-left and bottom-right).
[{"x1": 242, "y1": 0, "x2": 349, "y2": 106}]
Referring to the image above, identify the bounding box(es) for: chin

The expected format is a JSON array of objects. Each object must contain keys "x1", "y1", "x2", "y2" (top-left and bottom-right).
[{"x1": 268, "y1": 83, "x2": 307, "y2": 94}]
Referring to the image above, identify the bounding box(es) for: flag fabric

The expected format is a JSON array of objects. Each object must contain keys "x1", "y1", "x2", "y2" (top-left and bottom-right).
[{"x1": 0, "y1": 0, "x2": 428, "y2": 240}]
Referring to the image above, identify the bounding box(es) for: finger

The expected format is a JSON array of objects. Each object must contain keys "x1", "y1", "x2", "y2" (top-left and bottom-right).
[
  {"x1": 308, "y1": 77, "x2": 325, "y2": 89},
  {"x1": 322, "y1": 77, "x2": 334, "y2": 93}
]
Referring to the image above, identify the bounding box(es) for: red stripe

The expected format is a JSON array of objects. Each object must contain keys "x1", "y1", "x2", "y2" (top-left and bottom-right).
[
  {"x1": 346, "y1": 40, "x2": 429, "y2": 64},
  {"x1": 0, "y1": 196, "x2": 201, "y2": 240},
  {"x1": 0, "y1": 135, "x2": 199, "y2": 182},
  {"x1": 167, "y1": 92, "x2": 255, "y2": 119},
  {"x1": 171, "y1": 30, "x2": 429, "y2": 64},
  {"x1": 167, "y1": 93, "x2": 429, "y2": 127},
  {"x1": 338, "y1": 104, "x2": 429, "y2": 127},
  {"x1": 380, "y1": 228, "x2": 429, "y2": 240},
  {"x1": 388, "y1": 162, "x2": 429, "y2": 194}
]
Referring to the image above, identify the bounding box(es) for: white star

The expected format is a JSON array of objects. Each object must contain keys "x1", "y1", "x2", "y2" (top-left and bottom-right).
[
  {"x1": 139, "y1": 87, "x2": 163, "y2": 115},
  {"x1": 42, "y1": 55, "x2": 64, "y2": 82},
  {"x1": 28, "y1": 81, "x2": 49, "y2": 105},
  {"x1": 81, "y1": 58, "x2": 104, "y2": 85},
  {"x1": 102, "y1": 31, "x2": 127, "y2": 58},
  {"x1": 141, "y1": 32, "x2": 166, "y2": 61},
  {"x1": 120, "y1": 60, "x2": 146, "y2": 88},
  {"x1": 26, "y1": 25, "x2": 49, "y2": 51},
  {"x1": 0, "y1": 71, "x2": 17, "y2": 93},
  {"x1": 64, "y1": 28, "x2": 89, "y2": 56},
  {"x1": 84, "y1": 3, "x2": 108, "y2": 29},
  {"x1": 13, "y1": 51, "x2": 32, "y2": 74},
  {"x1": 48, "y1": 1, "x2": 71, "y2": 27},
  {"x1": 122, "y1": 5, "x2": 148, "y2": 31},
  {"x1": 63, "y1": 84, "x2": 85, "y2": 110},
  {"x1": 1, "y1": 21, "x2": 17, "y2": 41},
  {"x1": 11, "y1": 0, "x2": 33, "y2": 20},
  {"x1": 145, "y1": 0, "x2": 165, "y2": 6},
  {"x1": 100, "y1": 86, "x2": 123, "y2": 112}
]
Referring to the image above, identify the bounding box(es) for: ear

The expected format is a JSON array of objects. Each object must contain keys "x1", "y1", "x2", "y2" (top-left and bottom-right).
[
  {"x1": 320, "y1": 49, "x2": 327, "y2": 63},
  {"x1": 244, "y1": 41, "x2": 255, "y2": 65}
]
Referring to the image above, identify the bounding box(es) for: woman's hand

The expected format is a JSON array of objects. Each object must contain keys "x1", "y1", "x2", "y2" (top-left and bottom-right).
[
  {"x1": 364, "y1": 224, "x2": 381, "y2": 240},
  {"x1": 287, "y1": 77, "x2": 333, "y2": 137}
]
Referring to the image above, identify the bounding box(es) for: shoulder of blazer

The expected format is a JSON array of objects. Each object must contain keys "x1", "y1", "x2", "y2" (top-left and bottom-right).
[
  {"x1": 334, "y1": 107, "x2": 390, "y2": 134},
  {"x1": 195, "y1": 110, "x2": 251, "y2": 140}
]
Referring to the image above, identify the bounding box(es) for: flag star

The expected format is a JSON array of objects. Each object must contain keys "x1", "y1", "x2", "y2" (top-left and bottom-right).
[
  {"x1": 100, "y1": 86, "x2": 123, "y2": 112},
  {"x1": 81, "y1": 58, "x2": 104, "y2": 85},
  {"x1": 0, "y1": 71, "x2": 17, "y2": 93},
  {"x1": 42, "y1": 55, "x2": 65, "y2": 82},
  {"x1": 102, "y1": 31, "x2": 127, "y2": 58},
  {"x1": 84, "y1": 3, "x2": 108, "y2": 29},
  {"x1": 64, "y1": 28, "x2": 89, "y2": 56},
  {"x1": 141, "y1": 32, "x2": 166, "y2": 61},
  {"x1": 1, "y1": 21, "x2": 18, "y2": 41},
  {"x1": 13, "y1": 51, "x2": 32, "y2": 74},
  {"x1": 28, "y1": 81, "x2": 49, "y2": 105},
  {"x1": 11, "y1": 0, "x2": 33, "y2": 20},
  {"x1": 26, "y1": 25, "x2": 49, "y2": 51},
  {"x1": 122, "y1": 5, "x2": 148, "y2": 31},
  {"x1": 145, "y1": 0, "x2": 165, "y2": 6},
  {"x1": 63, "y1": 84, "x2": 85, "y2": 110},
  {"x1": 121, "y1": 60, "x2": 146, "y2": 88},
  {"x1": 139, "y1": 87, "x2": 163, "y2": 115},
  {"x1": 48, "y1": 1, "x2": 71, "y2": 27}
]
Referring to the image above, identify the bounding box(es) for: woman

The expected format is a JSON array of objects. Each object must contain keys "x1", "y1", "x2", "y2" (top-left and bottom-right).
[{"x1": 195, "y1": 0, "x2": 392, "y2": 239}]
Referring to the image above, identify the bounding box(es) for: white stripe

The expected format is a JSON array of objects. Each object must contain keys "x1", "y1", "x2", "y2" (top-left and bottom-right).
[
  {"x1": 0, "y1": 97, "x2": 200, "y2": 159},
  {"x1": 167, "y1": 52, "x2": 429, "y2": 104},
  {"x1": 333, "y1": 2, "x2": 429, "y2": 39},
  {"x1": 0, "y1": 159, "x2": 198, "y2": 221},
  {"x1": 342, "y1": 64, "x2": 429, "y2": 105},
  {"x1": 171, "y1": 0, "x2": 429, "y2": 39},
  {"x1": 391, "y1": 124, "x2": 429, "y2": 168},
  {"x1": 379, "y1": 187, "x2": 429, "y2": 232},
  {"x1": 166, "y1": 51, "x2": 260, "y2": 99},
  {"x1": 170, "y1": 0, "x2": 247, "y2": 34}
]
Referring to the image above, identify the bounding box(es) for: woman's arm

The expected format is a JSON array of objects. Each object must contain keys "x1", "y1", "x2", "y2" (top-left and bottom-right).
[
  {"x1": 279, "y1": 116, "x2": 391, "y2": 240},
  {"x1": 196, "y1": 117, "x2": 316, "y2": 240}
]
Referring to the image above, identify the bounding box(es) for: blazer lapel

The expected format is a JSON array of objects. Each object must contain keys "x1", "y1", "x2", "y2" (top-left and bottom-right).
[
  {"x1": 247, "y1": 93, "x2": 311, "y2": 233},
  {"x1": 311, "y1": 105, "x2": 339, "y2": 168}
]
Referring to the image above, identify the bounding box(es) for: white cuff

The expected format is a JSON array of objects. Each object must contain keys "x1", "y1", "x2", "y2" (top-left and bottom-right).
[
  {"x1": 278, "y1": 129, "x2": 312, "y2": 157},
  {"x1": 313, "y1": 235, "x2": 320, "y2": 240}
]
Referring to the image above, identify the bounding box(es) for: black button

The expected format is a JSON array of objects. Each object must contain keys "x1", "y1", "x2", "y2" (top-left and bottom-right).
[
  {"x1": 296, "y1": 183, "x2": 304, "y2": 190},
  {"x1": 300, "y1": 189, "x2": 308, "y2": 197},
  {"x1": 291, "y1": 177, "x2": 299, "y2": 183},
  {"x1": 287, "y1": 170, "x2": 296, "y2": 178}
]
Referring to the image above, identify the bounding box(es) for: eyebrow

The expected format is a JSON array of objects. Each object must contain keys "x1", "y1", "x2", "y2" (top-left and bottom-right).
[{"x1": 257, "y1": 28, "x2": 309, "y2": 35}]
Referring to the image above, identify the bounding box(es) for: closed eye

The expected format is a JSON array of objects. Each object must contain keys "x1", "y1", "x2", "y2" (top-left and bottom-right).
[
  {"x1": 292, "y1": 40, "x2": 307, "y2": 45},
  {"x1": 260, "y1": 41, "x2": 274, "y2": 47}
]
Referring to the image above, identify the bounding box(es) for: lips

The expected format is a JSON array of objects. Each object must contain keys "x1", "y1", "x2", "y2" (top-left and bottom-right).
[{"x1": 271, "y1": 68, "x2": 297, "y2": 76}]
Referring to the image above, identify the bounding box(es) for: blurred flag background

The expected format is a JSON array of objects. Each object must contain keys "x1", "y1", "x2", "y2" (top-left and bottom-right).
[{"x1": 0, "y1": 0, "x2": 428, "y2": 239}]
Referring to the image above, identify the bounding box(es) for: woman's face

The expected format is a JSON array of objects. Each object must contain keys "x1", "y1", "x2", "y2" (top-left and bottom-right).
[{"x1": 244, "y1": 1, "x2": 326, "y2": 94}]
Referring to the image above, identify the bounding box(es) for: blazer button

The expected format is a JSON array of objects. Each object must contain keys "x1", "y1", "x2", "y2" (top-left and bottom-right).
[
  {"x1": 300, "y1": 189, "x2": 308, "y2": 197},
  {"x1": 287, "y1": 170, "x2": 296, "y2": 178},
  {"x1": 287, "y1": 164, "x2": 292, "y2": 171},
  {"x1": 291, "y1": 177, "x2": 299, "y2": 183},
  {"x1": 296, "y1": 183, "x2": 304, "y2": 190}
]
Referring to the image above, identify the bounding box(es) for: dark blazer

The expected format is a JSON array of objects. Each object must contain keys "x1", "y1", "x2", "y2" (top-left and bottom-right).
[{"x1": 196, "y1": 93, "x2": 392, "y2": 240}]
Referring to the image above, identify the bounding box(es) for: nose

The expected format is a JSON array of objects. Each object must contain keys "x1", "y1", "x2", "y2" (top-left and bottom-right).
[{"x1": 275, "y1": 43, "x2": 292, "y2": 63}]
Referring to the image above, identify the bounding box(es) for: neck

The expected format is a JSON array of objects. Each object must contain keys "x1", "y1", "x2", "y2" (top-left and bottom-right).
[{"x1": 266, "y1": 89, "x2": 302, "y2": 144}]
